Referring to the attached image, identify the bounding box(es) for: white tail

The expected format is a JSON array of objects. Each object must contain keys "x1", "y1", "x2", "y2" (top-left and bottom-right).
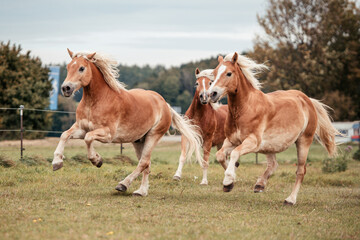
[
  {"x1": 168, "y1": 105, "x2": 204, "y2": 166},
  {"x1": 310, "y1": 98, "x2": 340, "y2": 157}
]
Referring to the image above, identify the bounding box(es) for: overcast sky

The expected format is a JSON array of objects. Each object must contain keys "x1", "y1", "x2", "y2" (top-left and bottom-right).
[{"x1": 0, "y1": 0, "x2": 266, "y2": 67}]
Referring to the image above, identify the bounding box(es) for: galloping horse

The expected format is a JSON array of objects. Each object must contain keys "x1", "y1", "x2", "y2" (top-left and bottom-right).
[
  {"x1": 52, "y1": 49, "x2": 203, "y2": 196},
  {"x1": 173, "y1": 68, "x2": 228, "y2": 185},
  {"x1": 207, "y1": 52, "x2": 339, "y2": 205}
]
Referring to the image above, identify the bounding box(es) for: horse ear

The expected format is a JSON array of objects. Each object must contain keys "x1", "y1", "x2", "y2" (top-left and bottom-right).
[
  {"x1": 87, "y1": 52, "x2": 96, "y2": 60},
  {"x1": 67, "y1": 48, "x2": 73, "y2": 59},
  {"x1": 232, "y1": 52, "x2": 238, "y2": 63},
  {"x1": 218, "y1": 55, "x2": 223, "y2": 63},
  {"x1": 195, "y1": 68, "x2": 200, "y2": 76}
]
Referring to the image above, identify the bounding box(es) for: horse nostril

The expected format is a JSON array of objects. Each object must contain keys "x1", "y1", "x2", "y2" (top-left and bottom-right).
[
  {"x1": 211, "y1": 91, "x2": 218, "y2": 98},
  {"x1": 62, "y1": 86, "x2": 71, "y2": 92},
  {"x1": 200, "y1": 93, "x2": 204, "y2": 99}
]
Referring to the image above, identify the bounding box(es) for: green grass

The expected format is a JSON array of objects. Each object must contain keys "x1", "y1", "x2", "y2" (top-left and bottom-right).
[{"x1": 0, "y1": 141, "x2": 359, "y2": 239}]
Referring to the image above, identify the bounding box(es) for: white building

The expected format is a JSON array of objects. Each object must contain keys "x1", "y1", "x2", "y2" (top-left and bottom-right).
[{"x1": 332, "y1": 121, "x2": 360, "y2": 143}]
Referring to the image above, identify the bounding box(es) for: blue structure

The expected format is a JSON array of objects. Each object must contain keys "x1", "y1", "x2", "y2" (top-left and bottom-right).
[
  {"x1": 48, "y1": 66, "x2": 60, "y2": 110},
  {"x1": 352, "y1": 122, "x2": 360, "y2": 142}
]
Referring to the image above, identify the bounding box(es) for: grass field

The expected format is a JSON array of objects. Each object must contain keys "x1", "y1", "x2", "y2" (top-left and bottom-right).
[{"x1": 0, "y1": 139, "x2": 359, "y2": 239}]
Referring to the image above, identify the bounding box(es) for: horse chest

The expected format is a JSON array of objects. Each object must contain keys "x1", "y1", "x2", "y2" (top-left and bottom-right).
[
  {"x1": 227, "y1": 129, "x2": 245, "y2": 145},
  {"x1": 79, "y1": 119, "x2": 96, "y2": 132}
]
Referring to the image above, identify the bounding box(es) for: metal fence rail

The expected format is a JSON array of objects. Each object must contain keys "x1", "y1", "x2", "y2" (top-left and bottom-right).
[
  {"x1": 0, "y1": 105, "x2": 76, "y2": 159},
  {"x1": 0, "y1": 105, "x2": 125, "y2": 159}
]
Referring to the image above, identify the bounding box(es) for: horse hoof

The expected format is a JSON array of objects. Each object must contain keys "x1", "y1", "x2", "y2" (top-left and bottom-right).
[
  {"x1": 132, "y1": 192, "x2": 144, "y2": 197},
  {"x1": 235, "y1": 161, "x2": 240, "y2": 168},
  {"x1": 173, "y1": 176, "x2": 181, "y2": 181},
  {"x1": 254, "y1": 185, "x2": 265, "y2": 193},
  {"x1": 52, "y1": 162, "x2": 63, "y2": 171},
  {"x1": 96, "y1": 160, "x2": 103, "y2": 168},
  {"x1": 223, "y1": 183, "x2": 234, "y2": 192},
  {"x1": 115, "y1": 183, "x2": 127, "y2": 192},
  {"x1": 283, "y1": 200, "x2": 294, "y2": 206}
]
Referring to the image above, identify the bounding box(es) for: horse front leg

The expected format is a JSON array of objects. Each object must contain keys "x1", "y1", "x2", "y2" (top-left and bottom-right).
[
  {"x1": 216, "y1": 138, "x2": 236, "y2": 170},
  {"x1": 173, "y1": 136, "x2": 187, "y2": 181},
  {"x1": 53, "y1": 123, "x2": 85, "y2": 171},
  {"x1": 254, "y1": 153, "x2": 278, "y2": 193},
  {"x1": 223, "y1": 134, "x2": 259, "y2": 192},
  {"x1": 200, "y1": 139, "x2": 213, "y2": 185},
  {"x1": 84, "y1": 128, "x2": 112, "y2": 168}
]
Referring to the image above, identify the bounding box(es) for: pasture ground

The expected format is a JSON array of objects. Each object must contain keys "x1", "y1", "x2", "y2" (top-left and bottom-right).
[{"x1": 0, "y1": 139, "x2": 359, "y2": 239}]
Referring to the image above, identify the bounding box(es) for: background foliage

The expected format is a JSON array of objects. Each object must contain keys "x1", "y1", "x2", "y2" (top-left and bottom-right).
[
  {"x1": 1, "y1": 0, "x2": 359, "y2": 139},
  {"x1": 0, "y1": 42, "x2": 52, "y2": 139},
  {"x1": 248, "y1": 0, "x2": 360, "y2": 121}
]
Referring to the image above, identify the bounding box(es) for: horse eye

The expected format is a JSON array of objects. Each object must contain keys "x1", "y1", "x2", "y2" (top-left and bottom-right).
[
  {"x1": 79, "y1": 66, "x2": 85, "y2": 72},
  {"x1": 226, "y1": 72, "x2": 232, "y2": 77},
  {"x1": 195, "y1": 83, "x2": 199, "y2": 87},
  {"x1": 209, "y1": 81, "x2": 212, "y2": 85}
]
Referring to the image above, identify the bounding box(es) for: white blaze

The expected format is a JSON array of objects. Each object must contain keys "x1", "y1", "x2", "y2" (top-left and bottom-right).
[
  {"x1": 202, "y1": 78, "x2": 206, "y2": 97},
  {"x1": 209, "y1": 65, "x2": 226, "y2": 91}
]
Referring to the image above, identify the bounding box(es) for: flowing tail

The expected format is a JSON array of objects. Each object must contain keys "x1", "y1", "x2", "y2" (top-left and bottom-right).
[
  {"x1": 310, "y1": 98, "x2": 340, "y2": 157},
  {"x1": 168, "y1": 105, "x2": 204, "y2": 167}
]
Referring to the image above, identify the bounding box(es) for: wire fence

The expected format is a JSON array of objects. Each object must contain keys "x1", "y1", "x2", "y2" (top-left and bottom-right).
[
  {"x1": 0, "y1": 106, "x2": 76, "y2": 159},
  {"x1": 0, "y1": 105, "x2": 127, "y2": 160},
  {"x1": 0, "y1": 106, "x2": 75, "y2": 133}
]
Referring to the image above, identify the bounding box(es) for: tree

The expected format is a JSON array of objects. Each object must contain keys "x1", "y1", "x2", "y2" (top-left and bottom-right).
[
  {"x1": 0, "y1": 42, "x2": 52, "y2": 139},
  {"x1": 149, "y1": 68, "x2": 180, "y2": 106},
  {"x1": 249, "y1": 0, "x2": 360, "y2": 120}
]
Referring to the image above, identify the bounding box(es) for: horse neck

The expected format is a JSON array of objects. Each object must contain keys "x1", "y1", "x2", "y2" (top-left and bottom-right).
[
  {"x1": 82, "y1": 63, "x2": 116, "y2": 103},
  {"x1": 187, "y1": 91, "x2": 213, "y2": 118},
  {"x1": 227, "y1": 66, "x2": 259, "y2": 116}
]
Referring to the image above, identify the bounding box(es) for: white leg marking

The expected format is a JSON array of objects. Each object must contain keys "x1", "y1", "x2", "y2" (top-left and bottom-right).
[{"x1": 174, "y1": 154, "x2": 186, "y2": 179}]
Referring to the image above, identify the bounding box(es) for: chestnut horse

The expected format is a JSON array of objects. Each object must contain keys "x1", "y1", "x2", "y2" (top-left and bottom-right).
[
  {"x1": 52, "y1": 49, "x2": 203, "y2": 196},
  {"x1": 207, "y1": 52, "x2": 339, "y2": 205},
  {"x1": 173, "y1": 68, "x2": 228, "y2": 185}
]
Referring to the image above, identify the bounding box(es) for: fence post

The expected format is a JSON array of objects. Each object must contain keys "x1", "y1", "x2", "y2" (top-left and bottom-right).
[
  {"x1": 120, "y1": 143, "x2": 123, "y2": 155},
  {"x1": 19, "y1": 105, "x2": 24, "y2": 160},
  {"x1": 255, "y1": 153, "x2": 258, "y2": 164}
]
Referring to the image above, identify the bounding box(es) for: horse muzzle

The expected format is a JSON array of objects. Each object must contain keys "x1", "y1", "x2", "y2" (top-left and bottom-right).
[
  {"x1": 61, "y1": 82, "x2": 76, "y2": 97},
  {"x1": 207, "y1": 88, "x2": 223, "y2": 103},
  {"x1": 199, "y1": 93, "x2": 208, "y2": 105}
]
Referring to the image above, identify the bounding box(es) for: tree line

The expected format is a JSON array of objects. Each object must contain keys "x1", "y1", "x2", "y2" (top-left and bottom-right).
[{"x1": 1, "y1": 0, "x2": 359, "y2": 140}]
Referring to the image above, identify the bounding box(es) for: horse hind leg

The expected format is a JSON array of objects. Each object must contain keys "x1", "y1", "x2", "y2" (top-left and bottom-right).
[
  {"x1": 254, "y1": 153, "x2": 278, "y2": 193},
  {"x1": 284, "y1": 136, "x2": 312, "y2": 205},
  {"x1": 116, "y1": 133, "x2": 163, "y2": 196}
]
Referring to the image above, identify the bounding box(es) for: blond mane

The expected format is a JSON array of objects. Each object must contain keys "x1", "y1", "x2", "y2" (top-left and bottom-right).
[
  {"x1": 196, "y1": 69, "x2": 214, "y2": 81},
  {"x1": 74, "y1": 52, "x2": 126, "y2": 92},
  {"x1": 223, "y1": 52, "x2": 268, "y2": 90}
]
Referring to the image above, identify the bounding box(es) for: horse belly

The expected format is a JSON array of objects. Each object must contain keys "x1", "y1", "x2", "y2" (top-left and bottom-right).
[
  {"x1": 258, "y1": 131, "x2": 299, "y2": 153},
  {"x1": 113, "y1": 124, "x2": 152, "y2": 143}
]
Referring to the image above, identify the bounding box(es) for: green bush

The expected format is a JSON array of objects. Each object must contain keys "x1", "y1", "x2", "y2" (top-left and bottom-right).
[
  {"x1": 20, "y1": 156, "x2": 48, "y2": 166},
  {"x1": 322, "y1": 146, "x2": 352, "y2": 173},
  {"x1": 0, "y1": 155, "x2": 15, "y2": 168},
  {"x1": 353, "y1": 148, "x2": 360, "y2": 161}
]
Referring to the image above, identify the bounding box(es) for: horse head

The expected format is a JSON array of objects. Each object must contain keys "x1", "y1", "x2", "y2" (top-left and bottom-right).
[
  {"x1": 194, "y1": 68, "x2": 214, "y2": 104},
  {"x1": 61, "y1": 48, "x2": 96, "y2": 97},
  {"x1": 207, "y1": 53, "x2": 239, "y2": 103},
  {"x1": 207, "y1": 52, "x2": 267, "y2": 103}
]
